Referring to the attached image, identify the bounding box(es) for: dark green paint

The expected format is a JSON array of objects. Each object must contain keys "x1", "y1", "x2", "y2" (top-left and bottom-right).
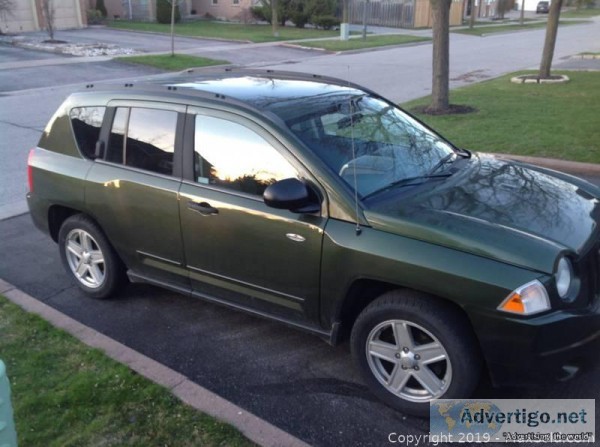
[{"x1": 26, "y1": 70, "x2": 600, "y2": 387}]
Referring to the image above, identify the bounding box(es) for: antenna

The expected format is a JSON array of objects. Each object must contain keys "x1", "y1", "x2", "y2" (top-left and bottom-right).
[{"x1": 347, "y1": 66, "x2": 362, "y2": 236}]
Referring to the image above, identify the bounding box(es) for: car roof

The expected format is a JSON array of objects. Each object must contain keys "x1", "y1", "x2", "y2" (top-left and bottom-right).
[{"x1": 79, "y1": 68, "x2": 374, "y2": 121}]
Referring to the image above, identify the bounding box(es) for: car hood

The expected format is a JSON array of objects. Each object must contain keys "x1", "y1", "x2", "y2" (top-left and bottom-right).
[{"x1": 365, "y1": 154, "x2": 600, "y2": 274}]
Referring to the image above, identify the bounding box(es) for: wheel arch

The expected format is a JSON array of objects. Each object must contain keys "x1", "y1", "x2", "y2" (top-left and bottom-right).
[
  {"x1": 333, "y1": 279, "x2": 482, "y2": 352},
  {"x1": 48, "y1": 205, "x2": 80, "y2": 242}
]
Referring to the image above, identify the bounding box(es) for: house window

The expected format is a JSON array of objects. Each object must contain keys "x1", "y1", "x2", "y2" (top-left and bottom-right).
[
  {"x1": 212, "y1": 0, "x2": 218, "y2": 4},
  {"x1": 232, "y1": 0, "x2": 240, "y2": 4}
]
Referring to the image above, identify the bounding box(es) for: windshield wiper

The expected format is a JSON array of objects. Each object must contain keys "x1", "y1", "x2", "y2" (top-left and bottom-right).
[
  {"x1": 428, "y1": 149, "x2": 471, "y2": 176},
  {"x1": 362, "y1": 173, "x2": 452, "y2": 200},
  {"x1": 429, "y1": 152, "x2": 458, "y2": 176}
]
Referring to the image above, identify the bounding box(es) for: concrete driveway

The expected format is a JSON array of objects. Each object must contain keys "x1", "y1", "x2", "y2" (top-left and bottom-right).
[{"x1": 1, "y1": 202, "x2": 599, "y2": 446}]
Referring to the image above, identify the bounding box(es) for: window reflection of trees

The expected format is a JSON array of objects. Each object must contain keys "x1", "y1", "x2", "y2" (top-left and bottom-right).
[
  {"x1": 280, "y1": 93, "x2": 453, "y2": 196},
  {"x1": 419, "y1": 159, "x2": 593, "y2": 237},
  {"x1": 194, "y1": 116, "x2": 297, "y2": 196},
  {"x1": 106, "y1": 108, "x2": 176, "y2": 175}
]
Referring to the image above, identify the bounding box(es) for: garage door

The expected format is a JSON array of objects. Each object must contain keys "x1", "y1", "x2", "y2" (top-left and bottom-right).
[{"x1": 0, "y1": 1, "x2": 37, "y2": 33}]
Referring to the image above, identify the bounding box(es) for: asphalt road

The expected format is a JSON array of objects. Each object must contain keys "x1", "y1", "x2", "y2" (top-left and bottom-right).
[{"x1": 1, "y1": 202, "x2": 600, "y2": 446}]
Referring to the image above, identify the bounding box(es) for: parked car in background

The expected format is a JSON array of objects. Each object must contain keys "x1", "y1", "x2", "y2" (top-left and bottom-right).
[
  {"x1": 536, "y1": 1, "x2": 550, "y2": 13},
  {"x1": 27, "y1": 69, "x2": 600, "y2": 416}
]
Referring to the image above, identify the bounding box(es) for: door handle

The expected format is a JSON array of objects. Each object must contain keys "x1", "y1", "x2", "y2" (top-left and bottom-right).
[{"x1": 187, "y1": 201, "x2": 219, "y2": 216}]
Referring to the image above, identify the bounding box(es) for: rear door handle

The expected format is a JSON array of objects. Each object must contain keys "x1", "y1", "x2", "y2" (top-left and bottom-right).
[{"x1": 187, "y1": 201, "x2": 219, "y2": 216}]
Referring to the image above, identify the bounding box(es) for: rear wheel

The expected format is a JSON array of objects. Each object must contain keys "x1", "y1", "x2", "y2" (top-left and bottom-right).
[
  {"x1": 350, "y1": 290, "x2": 482, "y2": 416},
  {"x1": 58, "y1": 214, "x2": 125, "y2": 299}
]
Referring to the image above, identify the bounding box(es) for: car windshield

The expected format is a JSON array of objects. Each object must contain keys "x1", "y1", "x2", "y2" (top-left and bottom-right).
[{"x1": 285, "y1": 94, "x2": 457, "y2": 199}]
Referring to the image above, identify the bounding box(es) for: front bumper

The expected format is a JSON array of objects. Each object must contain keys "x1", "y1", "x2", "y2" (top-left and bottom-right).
[{"x1": 469, "y1": 299, "x2": 600, "y2": 386}]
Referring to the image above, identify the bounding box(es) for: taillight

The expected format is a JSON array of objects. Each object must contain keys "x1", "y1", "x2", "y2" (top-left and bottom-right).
[{"x1": 27, "y1": 149, "x2": 35, "y2": 193}]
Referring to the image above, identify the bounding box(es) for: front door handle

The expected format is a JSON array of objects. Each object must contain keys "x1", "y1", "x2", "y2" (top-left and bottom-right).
[{"x1": 187, "y1": 201, "x2": 219, "y2": 216}]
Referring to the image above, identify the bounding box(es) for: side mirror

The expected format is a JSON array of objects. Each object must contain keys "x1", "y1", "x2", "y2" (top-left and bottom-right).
[{"x1": 263, "y1": 178, "x2": 320, "y2": 214}]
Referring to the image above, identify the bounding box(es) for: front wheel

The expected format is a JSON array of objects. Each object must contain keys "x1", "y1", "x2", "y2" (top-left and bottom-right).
[
  {"x1": 58, "y1": 214, "x2": 126, "y2": 299},
  {"x1": 350, "y1": 290, "x2": 482, "y2": 416}
]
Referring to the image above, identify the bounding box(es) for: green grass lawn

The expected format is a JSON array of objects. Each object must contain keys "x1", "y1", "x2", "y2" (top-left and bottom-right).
[
  {"x1": 0, "y1": 296, "x2": 253, "y2": 447},
  {"x1": 109, "y1": 20, "x2": 340, "y2": 43},
  {"x1": 116, "y1": 54, "x2": 228, "y2": 71},
  {"x1": 453, "y1": 20, "x2": 589, "y2": 36},
  {"x1": 561, "y1": 7, "x2": 600, "y2": 18},
  {"x1": 402, "y1": 71, "x2": 600, "y2": 164},
  {"x1": 296, "y1": 34, "x2": 429, "y2": 51}
]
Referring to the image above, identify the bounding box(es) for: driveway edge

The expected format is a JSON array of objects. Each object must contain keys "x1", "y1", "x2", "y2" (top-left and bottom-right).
[{"x1": 0, "y1": 278, "x2": 310, "y2": 447}]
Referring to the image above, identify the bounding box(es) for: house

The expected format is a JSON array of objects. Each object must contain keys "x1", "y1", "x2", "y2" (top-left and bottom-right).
[
  {"x1": 463, "y1": 0, "x2": 516, "y2": 20},
  {"x1": 101, "y1": 0, "x2": 258, "y2": 21},
  {"x1": 0, "y1": 0, "x2": 87, "y2": 34},
  {"x1": 347, "y1": 0, "x2": 465, "y2": 29}
]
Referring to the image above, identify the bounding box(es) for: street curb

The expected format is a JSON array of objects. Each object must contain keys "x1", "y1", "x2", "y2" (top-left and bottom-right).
[
  {"x1": 493, "y1": 153, "x2": 600, "y2": 175},
  {"x1": 0, "y1": 279, "x2": 310, "y2": 447}
]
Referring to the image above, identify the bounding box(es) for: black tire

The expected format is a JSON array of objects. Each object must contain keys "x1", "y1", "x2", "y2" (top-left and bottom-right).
[
  {"x1": 58, "y1": 214, "x2": 126, "y2": 299},
  {"x1": 350, "y1": 289, "x2": 482, "y2": 416}
]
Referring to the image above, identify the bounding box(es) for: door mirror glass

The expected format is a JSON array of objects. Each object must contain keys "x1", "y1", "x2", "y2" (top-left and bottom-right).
[{"x1": 263, "y1": 178, "x2": 319, "y2": 213}]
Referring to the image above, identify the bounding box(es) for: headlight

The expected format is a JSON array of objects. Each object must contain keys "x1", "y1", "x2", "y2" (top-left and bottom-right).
[
  {"x1": 555, "y1": 256, "x2": 573, "y2": 299},
  {"x1": 498, "y1": 280, "x2": 551, "y2": 315}
]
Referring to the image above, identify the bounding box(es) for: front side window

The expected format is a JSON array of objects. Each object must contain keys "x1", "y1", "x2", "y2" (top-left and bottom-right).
[
  {"x1": 194, "y1": 115, "x2": 297, "y2": 196},
  {"x1": 287, "y1": 95, "x2": 458, "y2": 199},
  {"x1": 70, "y1": 106, "x2": 105, "y2": 159},
  {"x1": 107, "y1": 107, "x2": 177, "y2": 176}
]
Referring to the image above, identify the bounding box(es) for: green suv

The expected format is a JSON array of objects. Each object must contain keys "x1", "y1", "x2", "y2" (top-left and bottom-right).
[{"x1": 27, "y1": 69, "x2": 600, "y2": 415}]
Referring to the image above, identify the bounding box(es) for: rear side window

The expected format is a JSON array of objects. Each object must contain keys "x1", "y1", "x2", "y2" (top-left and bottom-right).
[
  {"x1": 70, "y1": 107, "x2": 106, "y2": 159},
  {"x1": 106, "y1": 107, "x2": 177, "y2": 176}
]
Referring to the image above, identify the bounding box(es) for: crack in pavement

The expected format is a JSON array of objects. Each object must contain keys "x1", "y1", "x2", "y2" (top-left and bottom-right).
[{"x1": 0, "y1": 120, "x2": 44, "y2": 133}]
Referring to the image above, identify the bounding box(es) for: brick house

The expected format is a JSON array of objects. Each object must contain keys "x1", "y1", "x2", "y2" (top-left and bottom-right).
[{"x1": 101, "y1": 0, "x2": 258, "y2": 21}]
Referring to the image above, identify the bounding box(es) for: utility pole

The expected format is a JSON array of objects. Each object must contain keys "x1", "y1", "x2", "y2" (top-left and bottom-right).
[
  {"x1": 362, "y1": 0, "x2": 369, "y2": 41},
  {"x1": 272, "y1": 0, "x2": 279, "y2": 37},
  {"x1": 170, "y1": 0, "x2": 176, "y2": 56}
]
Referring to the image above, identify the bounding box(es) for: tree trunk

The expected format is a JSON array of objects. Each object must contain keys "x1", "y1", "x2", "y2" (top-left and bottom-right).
[
  {"x1": 429, "y1": 0, "x2": 452, "y2": 113},
  {"x1": 272, "y1": 0, "x2": 279, "y2": 37},
  {"x1": 42, "y1": 0, "x2": 54, "y2": 40},
  {"x1": 539, "y1": 0, "x2": 563, "y2": 78},
  {"x1": 469, "y1": 0, "x2": 476, "y2": 29}
]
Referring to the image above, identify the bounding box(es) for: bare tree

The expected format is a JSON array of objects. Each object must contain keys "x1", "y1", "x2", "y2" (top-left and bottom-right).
[
  {"x1": 539, "y1": 0, "x2": 563, "y2": 78},
  {"x1": 41, "y1": 0, "x2": 56, "y2": 41},
  {"x1": 428, "y1": 0, "x2": 452, "y2": 113}
]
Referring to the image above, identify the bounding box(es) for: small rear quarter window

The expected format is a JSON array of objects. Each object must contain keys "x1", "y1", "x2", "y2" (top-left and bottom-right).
[{"x1": 70, "y1": 107, "x2": 106, "y2": 159}]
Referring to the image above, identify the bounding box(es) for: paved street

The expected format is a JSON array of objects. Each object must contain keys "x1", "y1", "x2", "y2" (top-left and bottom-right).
[
  {"x1": 1, "y1": 18, "x2": 599, "y2": 445},
  {"x1": 1, "y1": 204, "x2": 599, "y2": 446}
]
